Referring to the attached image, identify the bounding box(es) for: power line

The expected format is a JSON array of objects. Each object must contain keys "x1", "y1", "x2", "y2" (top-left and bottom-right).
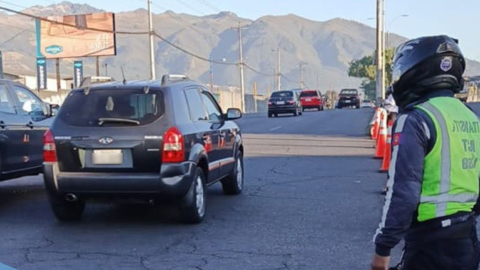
[
  {"x1": 0, "y1": 0, "x2": 28, "y2": 10},
  {"x1": 150, "y1": 1, "x2": 205, "y2": 36},
  {"x1": 195, "y1": 0, "x2": 221, "y2": 13},
  {"x1": 0, "y1": 5, "x2": 149, "y2": 35},
  {"x1": 244, "y1": 63, "x2": 276, "y2": 77},
  {"x1": 172, "y1": 0, "x2": 206, "y2": 16},
  {"x1": 153, "y1": 32, "x2": 236, "y2": 65},
  {"x1": 0, "y1": 28, "x2": 28, "y2": 46},
  {"x1": 281, "y1": 73, "x2": 301, "y2": 85}
]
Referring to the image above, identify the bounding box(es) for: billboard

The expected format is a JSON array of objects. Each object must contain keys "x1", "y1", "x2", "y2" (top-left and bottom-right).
[{"x1": 36, "y1": 12, "x2": 116, "y2": 59}]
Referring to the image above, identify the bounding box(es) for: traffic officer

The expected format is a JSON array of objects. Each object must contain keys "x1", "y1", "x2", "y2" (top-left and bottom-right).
[{"x1": 370, "y1": 35, "x2": 480, "y2": 270}]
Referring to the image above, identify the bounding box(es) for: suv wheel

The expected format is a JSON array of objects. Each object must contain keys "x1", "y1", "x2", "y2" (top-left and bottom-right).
[
  {"x1": 268, "y1": 112, "x2": 273, "y2": 118},
  {"x1": 181, "y1": 168, "x2": 206, "y2": 224},
  {"x1": 221, "y1": 152, "x2": 244, "y2": 195},
  {"x1": 50, "y1": 197, "x2": 85, "y2": 222}
]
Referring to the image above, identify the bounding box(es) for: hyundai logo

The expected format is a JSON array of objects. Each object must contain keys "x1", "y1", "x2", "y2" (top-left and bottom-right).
[{"x1": 99, "y1": 137, "x2": 113, "y2": 145}]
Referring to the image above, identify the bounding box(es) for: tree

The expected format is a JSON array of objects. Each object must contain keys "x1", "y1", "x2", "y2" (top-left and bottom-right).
[{"x1": 348, "y1": 49, "x2": 395, "y2": 100}]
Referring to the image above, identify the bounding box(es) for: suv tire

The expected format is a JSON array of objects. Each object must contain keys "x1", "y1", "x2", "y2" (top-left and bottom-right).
[
  {"x1": 181, "y1": 167, "x2": 206, "y2": 224},
  {"x1": 50, "y1": 197, "x2": 85, "y2": 222},
  {"x1": 221, "y1": 152, "x2": 244, "y2": 195}
]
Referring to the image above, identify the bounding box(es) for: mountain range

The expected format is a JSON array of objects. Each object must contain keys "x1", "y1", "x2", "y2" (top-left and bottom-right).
[{"x1": 0, "y1": 1, "x2": 479, "y2": 94}]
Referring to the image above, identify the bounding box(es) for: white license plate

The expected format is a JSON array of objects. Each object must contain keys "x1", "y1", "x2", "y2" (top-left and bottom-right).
[
  {"x1": 306, "y1": 98, "x2": 312, "y2": 102},
  {"x1": 92, "y1": 149, "x2": 123, "y2": 165},
  {"x1": 345, "y1": 100, "x2": 351, "y2": 103},
  {"x1": 277, "y1": 101, "x2": 285, "y2": 105}
]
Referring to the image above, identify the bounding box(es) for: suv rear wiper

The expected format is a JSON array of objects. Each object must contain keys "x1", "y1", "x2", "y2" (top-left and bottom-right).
[{"x1": 98, "y1": 118, "x2": 140, "y2": 126}]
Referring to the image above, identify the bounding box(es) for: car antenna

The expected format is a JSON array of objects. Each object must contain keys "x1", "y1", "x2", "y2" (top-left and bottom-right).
[{"x1": 121, "y1": 66, "x2": 127, "y2": 84}]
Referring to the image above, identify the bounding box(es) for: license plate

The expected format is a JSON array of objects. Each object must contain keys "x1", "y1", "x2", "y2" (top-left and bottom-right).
[
  {"x1": 92, "y1": 149, "x2": 123, "y2": 165},
  {"x1": 306, "y1": 98, "x2": 312, "y2": 102},
  {"x1": 345, "y1": 100, "x2": 351, "y2": 103},
  {"x1": 277, "y1": 101, "x2": 285, "y2": 105}
]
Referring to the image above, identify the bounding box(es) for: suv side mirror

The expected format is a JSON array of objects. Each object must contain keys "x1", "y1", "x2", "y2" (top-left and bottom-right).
[
  {"x1": 42, "y1": 102, "x2": 53, "y2": 118},
  {"x1": 226, "y1": 108, "x2": 242, "y2": 120}
]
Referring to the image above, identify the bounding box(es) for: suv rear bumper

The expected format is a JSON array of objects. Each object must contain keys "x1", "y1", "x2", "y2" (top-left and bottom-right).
[
  {"x1": 43, "y1": 161, "x2": 196, "y2": 201},
  {"x1": 268, "y1": 105, "x2": 297, "y2": 113}
]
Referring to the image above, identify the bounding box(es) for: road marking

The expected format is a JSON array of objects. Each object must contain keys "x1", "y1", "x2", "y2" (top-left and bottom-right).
[{"x1": 269, "y1": 126, "x2": 283, "y2": 131}]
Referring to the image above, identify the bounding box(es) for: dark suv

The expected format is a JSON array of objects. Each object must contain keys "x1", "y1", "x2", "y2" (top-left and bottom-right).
[
  {"x1": 337, "y1": 89, "x2": 360, "y2": 109},
  {"x1": 43, "y1": 75, "x2": 244, "y2": 224},
  {"x1": 0, "y1": 80, "x2": 54, "y2": 181},
  {"x1": 267, "y1": 90, "x2": 303, "y2": 117}
]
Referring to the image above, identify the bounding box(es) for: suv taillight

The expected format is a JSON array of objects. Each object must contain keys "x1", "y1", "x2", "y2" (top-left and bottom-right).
[
  {"x1": 287, "y1": 99, "x2": 295, "y2": 104},
  {"x1": 162, "y1": 126, "x2": 185, "y2": 163},
  {"x1": 43, "y1": 129, "x2": 57, "y2": 162}
]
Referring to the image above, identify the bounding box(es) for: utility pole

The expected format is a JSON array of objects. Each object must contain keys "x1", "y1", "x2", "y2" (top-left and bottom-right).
[
  {"x1": 209, "y1": 56, "x2": 214, "y2": 92},
  {"x1": 277, "y1": 46, "x2": 281, "y2": 91},
  {"x1": 381, "y1": 4, "x2": 386, "y2": 100},
  {"x1": 375, "y1": 0, "x2": 384, "y2": 105},
  {"x1": 253, "y1": 81, "x2": 257, "y2": 113},
  {"x1": 316, "y1": 75, "x2": 319, "y2": 90},
  {"x1": 95, "y1": 56, "x2": 99, "y2": 76},
  {"x1": 299, "y1": 62, "x2": 306, "y2": 89},
  {"x1": 232, "y1": 22, "x2": 247, "y2": 113},
  {"x1": 148, "y1": 0, "x2": 156, "y2": 80},
  {"x1": 273, "y1": 67, "x2": 276, "y2": 92},
  {"x1": 55, "y1": 58, "x2": 60, "y2": 91}
]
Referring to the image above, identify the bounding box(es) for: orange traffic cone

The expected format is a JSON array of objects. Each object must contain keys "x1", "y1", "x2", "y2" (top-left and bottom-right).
[
  {"x1": 374, "y1": 110, "x2": 387, "y2": 159},
  {"x1": 379, "y1": 120, "x2": 393, "y2": 172},
  {"x1": 372, "y1": 108, "x2": 380, "y2": 140}
]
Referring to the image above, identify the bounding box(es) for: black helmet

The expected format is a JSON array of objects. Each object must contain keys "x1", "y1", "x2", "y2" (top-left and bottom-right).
[{"x1": 391, "y1": 35, "x2": 465, "y2": 107}]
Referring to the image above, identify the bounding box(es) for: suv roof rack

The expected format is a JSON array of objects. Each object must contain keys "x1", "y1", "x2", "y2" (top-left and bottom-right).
[
  {"x1": 161, "y1": 74, "x2": 190, "y2": 87},
  {"x1": 80, "y1": 76, "x2": 115, "y2": 87}
]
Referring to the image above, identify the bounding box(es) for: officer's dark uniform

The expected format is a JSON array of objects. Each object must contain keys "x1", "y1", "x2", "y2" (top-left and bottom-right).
[{"x1": 373, "y1": 36, "x2": 480, "y2": 270}]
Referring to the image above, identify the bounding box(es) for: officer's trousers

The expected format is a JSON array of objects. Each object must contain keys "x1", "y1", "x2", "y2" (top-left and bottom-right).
[{"x1": 402, "y1": 216, "x2": 479, "y2": 270}]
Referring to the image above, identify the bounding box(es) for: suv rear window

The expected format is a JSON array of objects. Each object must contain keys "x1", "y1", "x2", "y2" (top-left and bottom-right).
[
  {"x1": 340, "y1": 89, "x2": 358, "y2": 95},
  {"x1": 59, "y1": 88, "x2": 164, "y2": 127},
  {"x1": 271, "y1": 91, "x2": 293, "y2": 98},
  {"x1": 300, "y1": 91, "x2": 318, "y2": 97}
]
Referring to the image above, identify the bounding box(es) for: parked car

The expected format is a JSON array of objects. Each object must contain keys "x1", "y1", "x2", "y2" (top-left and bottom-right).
[
  {"x1": 267, "y1": 90, "x2": 303, "y2": 117},
  {"x1": 337, "y1": 89, "x2": 360, "y2": 109},
  {"x1": 299, "y1": 90, "x2": 324, "y2": 111},
  {"x1": 43, "y1": 74, "x2": 244, "y2": 224},
  {"x1": 0, "y1": 80, "x2": 54, "y2": 181}
]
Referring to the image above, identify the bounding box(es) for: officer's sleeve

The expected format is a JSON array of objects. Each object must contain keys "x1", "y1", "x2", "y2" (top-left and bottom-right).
[{"x1": 373, "y1": 112, "x2": 429, "y2": 256}]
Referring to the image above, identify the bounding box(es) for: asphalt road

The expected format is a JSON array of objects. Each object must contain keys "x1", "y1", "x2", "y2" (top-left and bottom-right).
[{"x1": 0, "y1": 106, "x2": 475, "y2": 270}]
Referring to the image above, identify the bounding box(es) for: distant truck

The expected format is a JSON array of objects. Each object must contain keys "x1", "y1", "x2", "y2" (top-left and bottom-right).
[{"x1": 337, "y1": 89, "x2": 360, "y2": 109}]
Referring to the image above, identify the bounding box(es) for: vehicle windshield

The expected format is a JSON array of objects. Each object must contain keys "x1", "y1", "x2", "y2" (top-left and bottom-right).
[
  {"x1": 59, "y1": 88, "x2": 164, "y2": 127},
  {"x1": 271, "y1": 91, "x2": 293, "y2": 98}
]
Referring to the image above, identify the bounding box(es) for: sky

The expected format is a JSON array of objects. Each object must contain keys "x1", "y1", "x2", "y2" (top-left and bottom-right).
[{"x1": 7, "y1": 0, "x2": 480, "y2": 61}]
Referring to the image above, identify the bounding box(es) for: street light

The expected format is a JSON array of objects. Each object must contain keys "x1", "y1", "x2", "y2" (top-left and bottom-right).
[
  {"x1": 386, "y1": 14, "x2": 409, "y2": 48},
  {"x1": 209, "y1": 56, "x2": 226, "y2": 92}
]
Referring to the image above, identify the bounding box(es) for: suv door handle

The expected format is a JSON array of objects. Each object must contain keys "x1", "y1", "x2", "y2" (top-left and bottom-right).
[{"x1": 26, "y1": 122, "x2": 34, "y2": 129}]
